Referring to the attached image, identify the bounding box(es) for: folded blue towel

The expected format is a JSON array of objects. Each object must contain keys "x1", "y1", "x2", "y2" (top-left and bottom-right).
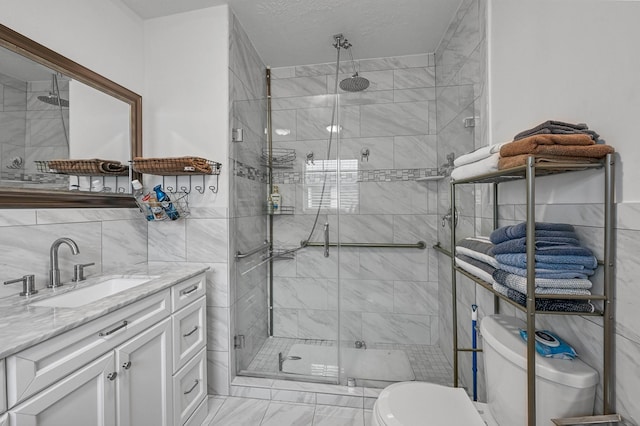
[
  {"x1": 491, "y1": 238, "x2": 594, "y2": 256},
  {"x1": 492, "y1": 269, "x2": 593, "y2": 289},
  {"x1": 496, "y1": 253, "x2": 598, "y2": 269},
  {"x1": 495, "y1": 253, "x2": 587, "y2": 271},
  {"x1": 490, "y1": 222, "x2": 576, "y2": 244},
  {"x1": 497, "y1": 263, "x2": 593, "y2": 279}
]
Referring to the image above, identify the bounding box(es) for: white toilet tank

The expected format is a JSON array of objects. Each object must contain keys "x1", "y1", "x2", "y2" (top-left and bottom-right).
[{"x1": 480, "y1": 315, "x2": 598, "y2": 426}]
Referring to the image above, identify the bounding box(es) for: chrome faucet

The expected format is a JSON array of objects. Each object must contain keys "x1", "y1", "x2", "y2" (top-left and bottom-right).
[{"x1": 49, "y1": 237, "x2": 79, "y2": 288}]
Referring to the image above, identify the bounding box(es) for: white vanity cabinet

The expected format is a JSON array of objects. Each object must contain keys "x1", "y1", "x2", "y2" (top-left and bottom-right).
[{"x1": 5, "y1": 271, "x2": 207, "y2": 426}]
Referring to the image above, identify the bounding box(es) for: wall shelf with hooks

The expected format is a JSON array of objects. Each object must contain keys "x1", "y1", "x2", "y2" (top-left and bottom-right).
[
  {"x1": 34, "y1": 159, "x2": 130, "y2": 193},
  {"x1": 132, "y1": 156, "x2": 222, "y2": 194}
]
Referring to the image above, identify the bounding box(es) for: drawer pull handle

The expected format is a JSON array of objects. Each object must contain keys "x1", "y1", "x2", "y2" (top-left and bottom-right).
[
  {"x1": 183, "y1": 326, "x2": 199, "y2": 337},
  {"x1": 99, "y1": 320, "x2": 128, "y2": 337},
  {"x1": 107, "y1": 372, "x2": 118, "y2": 381},
  {"x1": 184, "y1": 379, "x2": 199, "y2": 395},
  {"x1": 181, "y1": 285, "x2": 199, "y2": 296},
  {"x1": 122, "y1": 361, "x2": 132, "y2": 370}
]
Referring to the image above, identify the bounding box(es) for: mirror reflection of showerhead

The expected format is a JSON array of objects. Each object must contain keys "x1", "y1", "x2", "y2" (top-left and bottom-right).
[
  {"x1": 37, "y1": 74, "x2": 69, "y2": 107},
  {"x1": 37, "y1": 94, "x2": 69, "y2": 107}
]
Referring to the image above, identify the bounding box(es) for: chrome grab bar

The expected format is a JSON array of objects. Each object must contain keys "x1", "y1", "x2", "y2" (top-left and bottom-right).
[
  {"x1": 323, "y1": 223, "x2": 330, "y2": 257},
  {"x1": 235, "y1": 240, "x2": 270, "y2": 259},
  {"x1": 302, "y1": 240, "x2": 427, "y2": 249}
]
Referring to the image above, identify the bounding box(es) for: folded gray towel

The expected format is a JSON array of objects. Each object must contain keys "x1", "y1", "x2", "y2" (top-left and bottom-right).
[{"x1": 514, "y1": 120, "x2": 601, "y2": 142}]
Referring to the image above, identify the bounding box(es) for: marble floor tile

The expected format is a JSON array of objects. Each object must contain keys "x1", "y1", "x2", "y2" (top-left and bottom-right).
[
  {"x1": 312, "y1": 405, "x2": 364, "y2": 426},
  {"x1": 208, "y1": 396, "x2": 270, "y2": 425},
  {"x1": 260, "y1": 402, "x2": 316, "y2": 426}
]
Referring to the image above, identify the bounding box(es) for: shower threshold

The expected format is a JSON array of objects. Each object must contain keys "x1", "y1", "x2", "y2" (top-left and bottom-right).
[{"x1": 281, "y1": 343, "x2": 415, "y2": 383}]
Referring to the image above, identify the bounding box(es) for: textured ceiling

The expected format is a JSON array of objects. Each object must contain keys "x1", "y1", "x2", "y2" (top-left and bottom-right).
[{"x1": 120, "y1": 0, "x2": 464, "y2": 67}]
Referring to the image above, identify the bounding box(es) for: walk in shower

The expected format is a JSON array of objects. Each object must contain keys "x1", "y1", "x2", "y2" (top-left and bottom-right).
[{"x1": 230, "y1": 31, "x2": 463, "y2": 389}]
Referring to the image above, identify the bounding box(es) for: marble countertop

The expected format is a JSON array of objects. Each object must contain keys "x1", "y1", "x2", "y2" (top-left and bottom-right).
[{"x1": 0, "y1": 263, "x2": 209, "y2": 359}]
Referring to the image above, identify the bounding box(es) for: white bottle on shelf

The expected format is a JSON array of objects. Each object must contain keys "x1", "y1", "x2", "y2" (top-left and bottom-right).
[
  {"x1": 271, "y1": 185, "x2": 282, "y2": 215},
  {"x1": 131, "y1": 179, "x2": 154, "y2": 221}
]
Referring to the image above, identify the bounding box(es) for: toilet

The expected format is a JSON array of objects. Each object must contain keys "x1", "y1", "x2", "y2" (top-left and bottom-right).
[{"x1": 371, "y1": 315, "x2": 598, "y2": 425}]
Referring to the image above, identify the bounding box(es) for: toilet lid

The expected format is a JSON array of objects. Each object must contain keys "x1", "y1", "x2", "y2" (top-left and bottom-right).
[{"x1": 374, "y1": 382, "x2": 485, "y2": 426}]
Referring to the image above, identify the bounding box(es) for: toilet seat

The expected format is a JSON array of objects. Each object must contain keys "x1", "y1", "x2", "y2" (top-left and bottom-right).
[{"x1": 372, "y1": 382, "x2": 485, "y2": 426}]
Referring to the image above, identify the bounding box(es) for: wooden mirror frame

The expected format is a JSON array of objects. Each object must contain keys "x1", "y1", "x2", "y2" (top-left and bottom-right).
[{"x1": 0, "y1": 23, "x2": 140, "y2": 208}]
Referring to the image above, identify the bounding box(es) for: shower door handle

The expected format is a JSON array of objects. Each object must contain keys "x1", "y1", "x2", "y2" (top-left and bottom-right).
[{"x1": 323, "y1": 223, "x2": 330, "y2": 257}]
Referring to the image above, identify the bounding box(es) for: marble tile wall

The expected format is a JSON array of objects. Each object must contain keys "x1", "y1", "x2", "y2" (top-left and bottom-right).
[
  {"x1": 0, "y1": 208, "x2": 147, "y2": 299},
  {"x1": 270, "y1": 52, "x2": 440, "y2": 346},
  {"x1": 227, "y1": 10, "x2": 268, "y2": 394},
  {"x1": 435, "y1": 0, "x2": 488, "y2": 401}
]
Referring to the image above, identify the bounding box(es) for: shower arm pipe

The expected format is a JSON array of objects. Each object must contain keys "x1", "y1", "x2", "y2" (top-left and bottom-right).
[
  {"x1": 235, "y1": 240, "x2": 270, "y2": 259},
  {"x1": 301, "y1": 240, "x2": 426, "y2": 249}
]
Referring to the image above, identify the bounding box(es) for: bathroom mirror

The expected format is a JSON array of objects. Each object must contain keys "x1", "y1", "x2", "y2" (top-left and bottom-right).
[{"x1": 0, "y1": 23, "x2": 140, "y2": 208}]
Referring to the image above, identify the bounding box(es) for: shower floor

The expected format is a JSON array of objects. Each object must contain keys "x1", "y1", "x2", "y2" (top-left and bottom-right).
[{"x1": 244, "y1": 337, "x2": 453, "y2": 387}]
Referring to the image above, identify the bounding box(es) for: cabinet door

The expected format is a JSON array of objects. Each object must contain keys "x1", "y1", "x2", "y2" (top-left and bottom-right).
[
  {"x1": 115, "y1": 317, "x2": 173, "y2": 426},
  {"x1": 9, "y1": 352, "x2": 116, "y2": 426}
]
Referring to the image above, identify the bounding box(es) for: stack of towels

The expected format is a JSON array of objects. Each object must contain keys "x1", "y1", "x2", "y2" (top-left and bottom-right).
[
  {"x1": 454, "y1": 222, "x2": 597, "y2": 313},
  {"x1": 450, "y1": 120, "x2": 614, "y2": 180},
  {"x1": 450, "y1": 143, "x2": 505, "y2": 181}
]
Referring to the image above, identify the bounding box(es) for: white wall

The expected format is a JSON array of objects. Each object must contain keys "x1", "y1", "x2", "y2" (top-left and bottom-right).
[
  {"x1": 143, "y1": 5, "x2": 230, "y2": 208},
  {"x1": 0, "y1": 0, "x2": 144, "y2": 92},
  {"x1": 489, "y1": 0, "x2": 640, "y2": 203}
]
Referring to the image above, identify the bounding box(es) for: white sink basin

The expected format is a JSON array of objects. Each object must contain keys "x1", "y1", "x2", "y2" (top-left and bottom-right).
[{"x1": 31, "y1": 276, "x2": 158, "y2": 308}]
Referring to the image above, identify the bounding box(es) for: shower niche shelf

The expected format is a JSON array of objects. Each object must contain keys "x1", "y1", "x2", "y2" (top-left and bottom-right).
[
  {"x1": 132, "y1": 156, "x2": 222, "y2": 194},
  {"x1": 262, "y1": 148, "x2": 296, "y2": 169},
  {"x1": 266, "y1": 205, "x2": 294, "y2": 215}
]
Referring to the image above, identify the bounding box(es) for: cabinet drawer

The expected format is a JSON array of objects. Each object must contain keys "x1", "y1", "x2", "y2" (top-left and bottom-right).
[
  {"x1": 0, "y1": 359, "x2": 5, "y2": 414},
  {"x1": 173, "y1": 297, "x2": 206, "y2": 372},
  {"x1": 7, "y1": 290, "x2": 171, "y2": 408},
  {"x1": 173, "y1": 347, "x2": 207, "y2": 426},
  {"x1": 171, "y1": 273, "x2": 206, "y2": 312}
]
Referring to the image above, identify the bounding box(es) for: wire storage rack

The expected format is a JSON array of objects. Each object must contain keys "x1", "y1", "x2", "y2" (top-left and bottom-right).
[
  {"x1": 261, "y1": 148, "x2": 295, "y2": 168},
  {"x1": 132, "y1": 156, "x2": 222, "y2": 193},
  {"x1": 35, "y1": 159, "x2": 130, "y2": 193}
]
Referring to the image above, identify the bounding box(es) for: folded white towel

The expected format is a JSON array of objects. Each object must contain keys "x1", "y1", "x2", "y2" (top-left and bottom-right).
[
  {"x1": 453, "y1": 143, "x2": 505, "y2": 167},
  {"x1": 455, "y1": 257, "x2": 497, "y2": 285},
  {"x1": 451, "y1": 153, "x2": 500, "y2": 181}
]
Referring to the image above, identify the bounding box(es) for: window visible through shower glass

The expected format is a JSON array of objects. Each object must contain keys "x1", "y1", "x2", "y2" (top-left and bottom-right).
[{"x1": 304, "y1": 159, "x2": 358, "y2": 213}]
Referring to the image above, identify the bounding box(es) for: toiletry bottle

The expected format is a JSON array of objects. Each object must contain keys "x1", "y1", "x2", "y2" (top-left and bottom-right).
[
  {"x1": 154, "y1": 184, "x2": 180, "y2": 220},
  {"x1": 267, "y1": 195, "x2": 274, "y2": 215},
  {"x1": 131, "y1": 179, "x2": 154, "y2": 221},
  {"x1": 271, "y1": 185, "x2": 282, "y2": 215},
  {"x1": 146, "y1": 192, "x2": 166, "y2": 220}
]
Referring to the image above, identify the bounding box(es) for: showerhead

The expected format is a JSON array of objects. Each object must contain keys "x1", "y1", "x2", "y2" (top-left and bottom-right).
[
  {"x1": 38, "y1": 74, "x2": 69, "y2": 107},
  {"x1": 37, "y1": 94, "x2": 69, "y2": 107},
  {"x1": 339, "y1": 73, "x2": 370, "y2": 92}
]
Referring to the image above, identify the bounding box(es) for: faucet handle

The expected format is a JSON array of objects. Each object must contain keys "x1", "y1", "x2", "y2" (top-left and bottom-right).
[
  {"x1": 72, "y1": 262, "x2": 95, "y2": 282},
  {"x1": 4, "y1": 274, "x2": 38, "y2": 296}
]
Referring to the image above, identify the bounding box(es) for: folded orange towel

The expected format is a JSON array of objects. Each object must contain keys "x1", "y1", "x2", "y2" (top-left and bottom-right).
[
  {"x1": 133, "y1": 156, "x2": 213, "y2": 174},
  {"x1": 498, "y1": 154, "x2": 604, "y2": 170},
  {"x1": 47, "y1": 159, "x2": 129, "y2": 175},
  {"x1": 500, "y1": 134, "x2": 595, "y2": 158}
]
